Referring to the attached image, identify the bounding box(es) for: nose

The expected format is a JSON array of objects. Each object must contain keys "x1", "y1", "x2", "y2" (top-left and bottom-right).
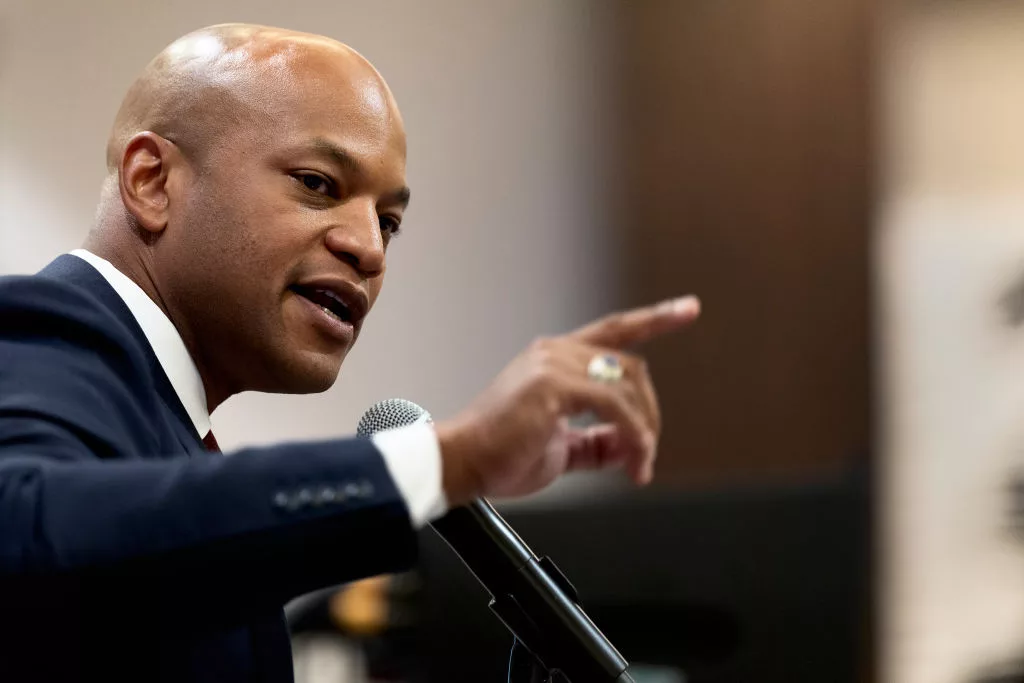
[{"x1": 325, "y1": 200, "x2": 386, "y2": 278}]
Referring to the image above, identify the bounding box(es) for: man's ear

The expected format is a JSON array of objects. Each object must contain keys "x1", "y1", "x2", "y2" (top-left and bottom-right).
[{"x1": 118, "y1": 132, "x2": 180, "y2": 235}]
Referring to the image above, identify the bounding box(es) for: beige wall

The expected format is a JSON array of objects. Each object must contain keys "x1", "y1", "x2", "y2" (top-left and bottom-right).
[
  {"x1": 0, "y1": 1, "x2": 617, "y2": 504},
  {"x1": 879, "y1": 2, "x2": 1024, "y2": 681}
]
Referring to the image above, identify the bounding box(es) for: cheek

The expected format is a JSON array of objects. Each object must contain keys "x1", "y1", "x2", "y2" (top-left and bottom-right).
[
  {"x1": 176, "y1": 196, "x2": 275, "y2": 306},
  {"x1": 172, "y1": 169, "x2": 304, "y2": 323},
  {"x1": 207, "y1": 192, "x2": 295, "y2": 274}
]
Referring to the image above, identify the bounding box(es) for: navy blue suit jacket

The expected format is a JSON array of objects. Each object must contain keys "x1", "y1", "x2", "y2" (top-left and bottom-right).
[{"x1": 0, "y1": 255, "x2": 418, "y2": 681}]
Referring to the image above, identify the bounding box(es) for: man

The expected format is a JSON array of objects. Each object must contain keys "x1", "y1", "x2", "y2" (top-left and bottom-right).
[{"x1": 0, "y1": 23, "x2": 699, "y2": 682}]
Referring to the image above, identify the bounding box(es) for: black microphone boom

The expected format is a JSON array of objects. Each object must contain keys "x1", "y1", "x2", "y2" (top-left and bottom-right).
[
  {"x1": 432, "y1": 500, "x2": 635, "y2": 682},
  {"x1": 359, "y1": 399, "x2": 635, "y2": 682}
]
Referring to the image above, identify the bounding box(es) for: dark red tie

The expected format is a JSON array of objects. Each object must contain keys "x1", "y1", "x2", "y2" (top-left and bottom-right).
[{"x1": 202, "y1": 431, "x2": 221, "y2": 453}]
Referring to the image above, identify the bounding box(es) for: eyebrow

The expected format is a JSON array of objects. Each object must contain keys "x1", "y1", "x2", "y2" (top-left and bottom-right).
[{"x1": 310, "y1": 137, "x2": 411, "y2": 209}]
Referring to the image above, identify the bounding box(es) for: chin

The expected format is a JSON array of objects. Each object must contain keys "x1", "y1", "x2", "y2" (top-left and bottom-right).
[{"x1": 266, "y1": 353, "x2": 346, "y2": 395}]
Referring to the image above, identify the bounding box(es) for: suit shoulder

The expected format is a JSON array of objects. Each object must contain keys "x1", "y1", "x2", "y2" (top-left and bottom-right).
[
  {"x1": 0, "y1": 272, "x2": 148, "y2": 364},
  {"x1": 1, "y1": 271, "x2": 118, "y2": 327},
  {"x1": 0, "y1": 272, "x2": 158, "y2": 408},
  {"x1": 0, "y1": 273, "x2": 163, "y2": 457}
]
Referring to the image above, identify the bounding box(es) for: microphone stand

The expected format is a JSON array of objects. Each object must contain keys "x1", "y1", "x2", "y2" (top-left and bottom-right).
[{"x1": 430, "y1": 499, "x2": 636, "y2": 683}]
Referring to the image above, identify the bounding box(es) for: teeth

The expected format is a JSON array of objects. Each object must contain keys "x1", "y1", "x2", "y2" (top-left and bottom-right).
[
  {"x1": 316, "y1": 288, "x2": 345, "y2": 306},
  {"x1": 313, "y1": 288, "x2": 351, "y2": 320},
  {"x1": 320, "y1": 305, "x2": 343, "y2": 322}
]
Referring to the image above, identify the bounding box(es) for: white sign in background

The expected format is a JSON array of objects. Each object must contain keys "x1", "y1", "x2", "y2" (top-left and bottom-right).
[
  {"x1": 881, "y1": 198, "x2": 1024, "y2": 683},
  {"x1": 880, "y1": 4, "x2": 1024, "y2": 680}
]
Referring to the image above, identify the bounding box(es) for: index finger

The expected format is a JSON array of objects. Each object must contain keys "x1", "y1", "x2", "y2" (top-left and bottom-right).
[{"x1": 570, "y1": 295, "x2": 701, "y2": 349}]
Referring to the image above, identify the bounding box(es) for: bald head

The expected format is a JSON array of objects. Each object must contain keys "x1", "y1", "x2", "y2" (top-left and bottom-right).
[
  {"x1": 90, "y1": 23, "x2": 410, "y2": 409},
  {"x1": 106, "y1": 24, "x2": 400, "y2": 173}
]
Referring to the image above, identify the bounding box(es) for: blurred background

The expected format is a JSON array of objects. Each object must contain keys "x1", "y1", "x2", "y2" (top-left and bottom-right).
[{"x1": 2, "y1": 0, "x2": 1023, "y2": 681}]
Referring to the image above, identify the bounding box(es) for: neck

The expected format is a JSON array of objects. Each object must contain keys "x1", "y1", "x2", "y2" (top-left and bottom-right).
[{"x1": 86, "y1": 204, "x2": 230, "y2": 413}]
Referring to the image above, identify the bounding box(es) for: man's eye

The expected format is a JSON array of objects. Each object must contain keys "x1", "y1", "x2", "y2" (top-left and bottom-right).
[
  {"x1": 380, "y1": 216, "x2": 402, "y2": 237},
  {"x1": 295, "y1": 173, "x2": 333, "y2": 196}
]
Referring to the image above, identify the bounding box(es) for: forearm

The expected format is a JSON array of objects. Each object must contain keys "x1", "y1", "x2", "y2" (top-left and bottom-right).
[{"x1": 0, "y1": 438, "x2": 418, "y2": 625}]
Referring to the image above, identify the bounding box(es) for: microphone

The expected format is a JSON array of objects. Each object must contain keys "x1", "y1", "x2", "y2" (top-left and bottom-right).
[{"x1": 358, "y1": 399, "x2": 635, "y2": 683}]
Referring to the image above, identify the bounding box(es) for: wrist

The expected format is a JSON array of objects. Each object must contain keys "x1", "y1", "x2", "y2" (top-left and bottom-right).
[{"x1": 434, "y1": 419, "x2": 483, "y2": 507}]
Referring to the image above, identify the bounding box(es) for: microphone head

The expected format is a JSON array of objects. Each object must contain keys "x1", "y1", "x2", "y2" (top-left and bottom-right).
[{"x1": 357, "y1": 398, "x2": 432, "y2": 437}]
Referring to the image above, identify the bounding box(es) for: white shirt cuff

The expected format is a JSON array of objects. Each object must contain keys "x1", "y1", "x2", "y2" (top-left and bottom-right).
[{"x1": 370, "y1": 422, "x2": 449, "y2": 528}]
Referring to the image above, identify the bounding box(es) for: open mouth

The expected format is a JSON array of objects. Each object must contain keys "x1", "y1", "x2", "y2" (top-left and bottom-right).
[{"x1": 290, "y1": 285, "x2": 354, "y2": 324}]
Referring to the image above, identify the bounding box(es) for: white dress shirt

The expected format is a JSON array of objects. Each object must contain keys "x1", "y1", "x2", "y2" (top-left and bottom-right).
[{"x1": 69, "y1": 249, "x2": 448, "y2": 528}]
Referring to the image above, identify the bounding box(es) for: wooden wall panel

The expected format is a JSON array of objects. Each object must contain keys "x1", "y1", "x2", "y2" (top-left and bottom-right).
[{"x1": 612, "y1": 0, "x2": 873, "y2": 488}]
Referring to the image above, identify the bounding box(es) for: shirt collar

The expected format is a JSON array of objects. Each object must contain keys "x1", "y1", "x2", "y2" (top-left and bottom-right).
[{"x1": 69, "y1": 249, "x2": 212, "y2": 438}]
